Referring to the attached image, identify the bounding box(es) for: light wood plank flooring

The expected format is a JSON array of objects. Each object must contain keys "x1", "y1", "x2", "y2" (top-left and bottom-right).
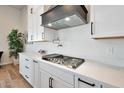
[{"x1": 0, "y1": 64, "x2": 32, "y2": 88}]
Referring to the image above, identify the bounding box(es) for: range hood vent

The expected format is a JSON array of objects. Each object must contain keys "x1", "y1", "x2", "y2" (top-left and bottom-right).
[{"x1": 41, "y1": 5, "x2": 88, "y2": 30}]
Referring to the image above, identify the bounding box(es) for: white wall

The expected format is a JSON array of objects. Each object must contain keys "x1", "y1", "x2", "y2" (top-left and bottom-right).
[
  {"x1": 25, "y1": 23, "x2": 124, "y2": 67},
  {"x1": 21, "y1": 6, "x2": 27, "y2": 34},
  {"x1": 0, "y1": 6, "x2": 22, "y2": 65},
  {"x1": 25, "y1": 5, "x2": 124, "y2": 67}
]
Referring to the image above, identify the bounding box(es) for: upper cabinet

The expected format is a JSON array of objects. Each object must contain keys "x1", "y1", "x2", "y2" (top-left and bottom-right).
[
  {"x1": 27, "y1": 5, "x2": 56, "y2": 42},
  {"x1": 91, "y1": 5, "x2": 124, "y2": 39}
]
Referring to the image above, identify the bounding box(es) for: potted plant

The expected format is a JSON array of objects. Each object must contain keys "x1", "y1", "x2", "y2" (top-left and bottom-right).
[{"x1": 8, "y1": 29, "x2": 25, "y2": 65}]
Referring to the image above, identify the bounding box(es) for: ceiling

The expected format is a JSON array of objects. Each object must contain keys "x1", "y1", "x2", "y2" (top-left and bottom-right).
[{"x1": 9, "y1": 5, "x2": 26, "y2": 10}]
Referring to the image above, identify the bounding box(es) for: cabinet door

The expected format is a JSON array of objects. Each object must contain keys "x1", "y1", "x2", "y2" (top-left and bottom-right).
[
  {"x1": 40, "y1": 70, "x2": 51, "y2": 88},
  {"x1": 52, "y1": 76, "x2": 73, "y2": 88},
  {"x1": 27, "y1": 5, "x2": 39, "y2": 42},
  {"x1": 19, "y1": 54, "x2": 25, "y2": 74},
  {"x1": 92, "y1": 5, "x2": 124, "y2": 38},
  {"x1": 37, "y1": 6, "x2": 45, "y2": 41},
  {"x1": 27, "y1": 5, "x2": 34, "y2": 42},
  {"x1": 33, "y1": 60, "x2": 40, "y2": 88}
]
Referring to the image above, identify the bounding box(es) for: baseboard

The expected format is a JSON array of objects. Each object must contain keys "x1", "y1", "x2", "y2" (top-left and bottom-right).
[{"x1": 0, "y1": 62, "x2": 13, "y2": 66}]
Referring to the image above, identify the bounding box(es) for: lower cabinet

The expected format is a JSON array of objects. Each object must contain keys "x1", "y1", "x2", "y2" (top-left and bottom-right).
[
  {"x1": 40, "y1": 69, "x2": 51, "y2": 88},
  {"x1": 52, "y1": 76, "x2": 73, "y2": 88},
  {"x1": 19, "y1": 54, "x2": 40, "y2": 87},
  {"x1": 75, "y1": 75, "x2": 115, "y2": 88},
  {"x1": 75, "y1": 75, "x2": 100, "y2": 88},
  {"x1": 19, "y1": 54, "x2": 34, "y2": 86},
  {"x1": 33, "y1": 60, "x2": 40, "y2": 88},
  {"x1": 40, "y1": 69, "x2": 73, "y2": 88},
  {"x1": 19, "y1": 54, "x2": 115, "y2": 88}
]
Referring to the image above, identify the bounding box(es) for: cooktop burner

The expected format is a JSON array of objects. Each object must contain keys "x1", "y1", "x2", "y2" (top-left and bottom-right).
[{"x1": 42, "y1": 54, "x2": 85, "y2": 69}]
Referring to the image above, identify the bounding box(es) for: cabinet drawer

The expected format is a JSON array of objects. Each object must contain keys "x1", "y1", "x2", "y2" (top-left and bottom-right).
[
  {"x1": 40, "y1": 62, "x2": 74, "y2": 85},
  {"x1": 23, "y1": 71, "x2": 33, "y2": 85},
  {"x1": 21, "y1": 55, "x2": 33, "y2": 69},
  {"x1": 21, "y1": 64, "x2": 33, "y2": 86},
  {"x1": 75, "y1": 75, "x2": 100, "y2": 88}
]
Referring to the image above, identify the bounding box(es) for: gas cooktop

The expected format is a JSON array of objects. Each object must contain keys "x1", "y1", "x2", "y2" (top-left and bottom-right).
[{"x1": 42, "y1": 54, "x2": 85, "y2": 69}]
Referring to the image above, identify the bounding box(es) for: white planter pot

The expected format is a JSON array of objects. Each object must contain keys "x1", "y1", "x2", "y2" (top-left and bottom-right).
[{"x1": 12, "y1": 57, "x2": 19, "y2": 65}]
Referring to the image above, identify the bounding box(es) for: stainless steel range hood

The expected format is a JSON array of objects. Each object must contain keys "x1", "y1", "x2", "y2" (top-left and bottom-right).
[{"x1": 41, "y1": 5, "x2": 88, "y2": 30}]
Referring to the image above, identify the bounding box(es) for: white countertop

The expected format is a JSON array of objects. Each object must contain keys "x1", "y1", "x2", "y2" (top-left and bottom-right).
[{"x1": 20, "y1": 52, "x2": 124, "y2": 88}]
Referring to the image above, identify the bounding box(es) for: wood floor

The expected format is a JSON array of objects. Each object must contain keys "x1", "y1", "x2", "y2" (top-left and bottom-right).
[{"x1": 0, "y1": 64, "x2": 32, "y2": 88}]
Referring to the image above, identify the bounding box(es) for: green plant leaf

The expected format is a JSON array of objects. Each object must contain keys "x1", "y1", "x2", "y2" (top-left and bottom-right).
[{"x1": 8, "y1": 29, "x2": 25, "y2": 58}]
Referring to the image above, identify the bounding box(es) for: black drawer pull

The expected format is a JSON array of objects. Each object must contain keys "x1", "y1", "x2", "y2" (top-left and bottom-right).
[
  {"x1": 25, "y1": 59, "x2": 29, "y2": 61},
  {"x1": 33, "y1": 60, "x2": 38, "y2": 63},
  {"x1": 25, "y1": 75, "x2": 29, "y2": 78},
  {"x1": 91, "y1": 22, "x2": 93, "y2": 35},
  {"x1": 49, "y1": 77, "x2": 52, "y2": 88},
  {"x1": 31, "y1": 8, "x2": 33, "y2": 14},
  {"x1": 25, "y1": 66, "x2": 29, "y2": 69},
  {"x1": 78, "y1": 78, "x2": 95, "y2": 87}
]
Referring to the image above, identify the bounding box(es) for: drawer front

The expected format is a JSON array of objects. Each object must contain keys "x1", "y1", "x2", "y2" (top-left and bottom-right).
[
  {"x1": 23, "y1": 56, "x2": 32, "y2": 68},
  {"x1": 21, "y1": 55, "x2": 33, "y2": 71},
  {"x1": 40, "y1": 62, "x2": 74, "y2": 85},
  {"x1": 19, "y1": 54, "x2": 34, "y2": 86},
  {"x1": 23, "y1": 70, "x2": 33, "y2": 85},
  {"x1": 75, "y1": 75, "x2": 100, "y2": 88}
]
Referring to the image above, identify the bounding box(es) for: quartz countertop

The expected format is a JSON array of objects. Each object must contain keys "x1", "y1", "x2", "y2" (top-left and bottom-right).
[{"x1": 19, "y1": 52, "x2": 124, "y2": 88}]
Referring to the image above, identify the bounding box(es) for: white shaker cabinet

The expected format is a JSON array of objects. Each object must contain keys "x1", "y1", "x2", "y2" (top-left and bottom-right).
[
  {"x1": 28, "y1": 5, "x2": 41, "y2": 42},
  {"x1": 19, "y1": 54, "x2": 40, "y2": 87},
  {"x1": 37, "y1": 6, "x2": 45, "y2": 41},
  {"x1": 27, "y1": 5, "x2": 44, "y2": 42},
  {"x1": 75, "y1": 74, "x2": 115, "y2": 88},
  {"x1": 51, "y1": 75, "x2": 73, "y2": 88},
  {"x1": 40, "y1": 69, "x2": 73, "y2": 88},
  {"x1": 19, "y1": 54, "x2": 34, "y2": 86},
  {"x1": 40, "y1": 70, "x2": 51, "y2": 88},
  {"x1": 27, "y1": 5, "x2": 56, "y2": 42},
  {"x1": 33, "y1": 60, "x2": 40, "y2": 88},
  {"x1": 91, "y1": 5, "x2": 124, "y2": 39},
  {"x1": 75, "y1": 75, "x2": 99, "y2": 88},
  {"x1": 39, "y1": 62, "x2": 74, "y2": 88},
  {"x1": 27, "y1": 5, "x2": 35, "y2": 42}
]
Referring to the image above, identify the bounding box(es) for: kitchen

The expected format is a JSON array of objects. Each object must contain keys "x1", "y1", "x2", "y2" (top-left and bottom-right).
[{"x1": 0, "y1": 5, "x2": 124, "y2": 88}]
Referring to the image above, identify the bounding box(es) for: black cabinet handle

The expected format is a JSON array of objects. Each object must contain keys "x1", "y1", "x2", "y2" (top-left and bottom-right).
[
  {"x1": 51, "y1": 77, "x2": 53, "y2": 88},
  {"x1": 42, "y1": 32, "x2": 45, "y2": 39},
  {"x1": 25, "y1": 66, "x2": 29, "y2": 69},
  {"x1": 49, "y1": 77, "x2": 52, "y2": 88},
  {"x1": 31, "y1": 8, "x2": 33, "y2": 14},
  {"x1": 31, "y1": 35, "x2": 33, "y2": 40},
  {"x1": 25, "y1": 75, "x2": 29, "y2": 78},
  {"x1": 91, "y1": 22, "x2": 93, "y2": 35},
  {"x1": 100, "y1": 85, "x2": 103, "y2": 88},
  {"x1": 33, "y1": 60, "x2": 38, "y2": 63},
  {"x1": 49, "y1": 77, "x2": 53, "y2": 88},
  {"x1": 25, "y1": 59, "x2": 29, "y2": 61},
  {"x1": 78, "y1": 78, "x2": 95, "y2": 87}
]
